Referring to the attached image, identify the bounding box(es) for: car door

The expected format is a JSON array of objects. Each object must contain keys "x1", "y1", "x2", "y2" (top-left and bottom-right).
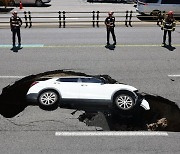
[
  {"x1": 55, "y1": 78, "x2": 81, "y2": 99},
  {"x1": 78, "y1": 77, "x2": 110, "y2": 100}
]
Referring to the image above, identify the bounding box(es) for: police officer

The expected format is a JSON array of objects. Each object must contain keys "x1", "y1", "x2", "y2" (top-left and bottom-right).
[
  {"x1": 161, "y1": 11, "x2": 176, "y2": 47},
  {"x1": 10, "y1": 11, "x2": 22, "y2": 48},
  {"x1": 157, "y1": 11, "x2": 165, "y2": 26},
  {"x1": 105, "y1": 11, "x2": 116, "y2": 46}
]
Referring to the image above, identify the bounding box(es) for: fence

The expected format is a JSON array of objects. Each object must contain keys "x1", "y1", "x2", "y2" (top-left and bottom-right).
[{"x1": 0, "y1": 11, "x2": 179, "y2": 28}]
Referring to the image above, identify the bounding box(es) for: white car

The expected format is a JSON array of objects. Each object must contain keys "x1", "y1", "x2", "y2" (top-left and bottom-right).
[
  {"x1": 136, "y1": 0, "x2": 180, "y2": 15},
  {"x1": 26, "y1": 76, "x2": 150, "y2": 113},
  {"x1": 12, "y1": 0, "x2": 51, "y2": 6}
]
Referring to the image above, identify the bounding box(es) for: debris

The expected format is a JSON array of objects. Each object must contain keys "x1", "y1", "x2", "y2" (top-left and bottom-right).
[{"x1": 147, "y1": 118, "x2": 168, "y2": 131}]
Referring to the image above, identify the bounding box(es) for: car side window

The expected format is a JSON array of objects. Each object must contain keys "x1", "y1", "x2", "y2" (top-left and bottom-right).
[
  {"x1": 80, "y1": 77, "x2": 103, "y2": 83},
  {"x1": 161, "y1": 0, "x2": 180, "y2": 4},
  {"x1": 57, "y1": 78, "x2": 79, "y2": 82},
  {"x1": 140, "y1": 0, "x2": 159, "y2": 3}
]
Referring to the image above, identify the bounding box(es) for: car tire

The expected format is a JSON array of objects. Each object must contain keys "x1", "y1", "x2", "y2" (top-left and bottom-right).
[
  {"x1": 38, "y1": 90, "x2": 59, "y2": 110},
  {"x1": 113, "y1": 92, "x2": 137, "y2": 115},
  {"x1": 35, "y1": 0, "x2": 43, "y2": 7},
  {"x1": 150, "y1": 10, "x2": 160, "y2": 16}
]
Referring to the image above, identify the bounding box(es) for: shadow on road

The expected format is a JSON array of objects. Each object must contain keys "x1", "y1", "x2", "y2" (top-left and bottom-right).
[
  {"x1": 0, "y1": 8, "x2": 13, "y2": 13},
  {"x1": 13, "y1": 4, "x2": 51, "y2": 8},
  {"x1": 105, "y1": 44, "x2": 116, "y2": 50},
  {"x1": 10, "y1": 46, "x2": 23, "y2": 52},
  {"x1": 162, "y1": 44, "x2": 176, "y2": 51}
]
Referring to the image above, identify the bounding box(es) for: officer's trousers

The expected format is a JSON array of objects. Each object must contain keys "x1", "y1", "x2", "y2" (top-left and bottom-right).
[
  {"x1": 107, "y1": 28, "x2": 116, "y2": 44},
  {"x1": 12, "y1": 28, "x2": 21, "y2": 46},
  {"x1": 163, "y1": 30, "x2": 171, "y2": 45}
]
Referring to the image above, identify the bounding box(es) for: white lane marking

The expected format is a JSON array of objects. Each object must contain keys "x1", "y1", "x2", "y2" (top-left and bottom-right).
[
  {"x1": 168, "y1": 75, "x2": 180, "y2": 77},
  {"x1": 55, "y1": 131, "x2": 168, "y2": 136},
  {"x1": 0, "y1": 76, "x2": 24, "y2": 79}
]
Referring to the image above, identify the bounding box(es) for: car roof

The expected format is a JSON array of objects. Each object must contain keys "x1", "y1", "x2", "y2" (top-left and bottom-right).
[{"x1": 58, "y1": 76, "x2": 92, "y2": 79}]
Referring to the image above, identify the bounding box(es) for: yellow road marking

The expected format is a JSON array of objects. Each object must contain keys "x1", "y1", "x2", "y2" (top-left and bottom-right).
[
  {"x1": 0, "y1": 44, "x2": 180, "y2": 48},
  {"x1": 43, "y1": 44, "x2": 180, "y2": 48}
]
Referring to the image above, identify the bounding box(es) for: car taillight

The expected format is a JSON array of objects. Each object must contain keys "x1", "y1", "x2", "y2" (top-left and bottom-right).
[{"x1": 30, "y1": 81, "x2": 39, "y2": 87}]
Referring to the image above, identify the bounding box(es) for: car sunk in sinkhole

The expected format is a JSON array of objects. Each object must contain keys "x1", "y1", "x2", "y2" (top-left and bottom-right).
[{"x1": 26, "y1": 76, "x2": 150, "y2": 113}]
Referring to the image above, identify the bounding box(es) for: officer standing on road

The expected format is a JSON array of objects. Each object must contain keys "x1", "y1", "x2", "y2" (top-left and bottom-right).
[
  {"x1": 10, "y1": 11, "x2": 22, "y2": 48},
  {"x1": 105, "y1": 11, "x2": 116, "y2": 46},
  {"x1": 157, "y1": 11, "x2": 165, "y2": 26},
  {"x1": 161, "y1": 11, "x2": 176, "y2": 47}
]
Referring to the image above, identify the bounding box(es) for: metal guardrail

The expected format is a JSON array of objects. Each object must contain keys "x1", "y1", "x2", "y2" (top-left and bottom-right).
[
  {"x1": 0, "y1": 11, "x2": 179, "y2": 28},
  {"x1": 22, "y1": 11, "x2": 135, "y2": 28}
]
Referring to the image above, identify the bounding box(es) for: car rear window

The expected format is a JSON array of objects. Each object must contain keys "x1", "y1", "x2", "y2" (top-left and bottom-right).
[{"x1": 81, "y1": 78, "x2": 103, "y2": 83}]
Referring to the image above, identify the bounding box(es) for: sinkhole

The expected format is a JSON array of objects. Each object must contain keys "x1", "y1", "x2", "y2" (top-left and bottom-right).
[{"x1": 0, "y1": 70, "x2": 180, "y2": 132}]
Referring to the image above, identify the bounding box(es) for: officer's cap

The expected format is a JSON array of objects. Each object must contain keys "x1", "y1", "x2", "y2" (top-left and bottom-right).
[
  {"x1": 108, "y1": 11, "x2": 114, "y2": 15},
  {"x1": 12, "y1": 11, "x2": 17, "y2": 15},
  {"x1": 168, "y1": 11, "x2": 173, "y2": 15}
]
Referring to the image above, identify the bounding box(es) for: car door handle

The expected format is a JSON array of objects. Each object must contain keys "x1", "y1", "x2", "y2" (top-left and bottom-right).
[
  {"x1": 54, "y1": 82, "x2": 60, "y2": 84},
  {"x1": 81, "y1": 85, "x2": 87, "y2": 86}
]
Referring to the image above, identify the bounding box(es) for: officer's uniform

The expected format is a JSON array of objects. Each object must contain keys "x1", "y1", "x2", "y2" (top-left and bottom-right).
[
  {"x1": 161, "y1": 12, "x2": 176, "y2": 46},
  {"x1": 105, "y1": 13, "x2": 116, "y2": 45},
  {"x1": 10, "y1": 12, "x2": 22, "y2": 47},
  {"x1": 157, "y1": 11, "x2": 165, "y2": 26}
]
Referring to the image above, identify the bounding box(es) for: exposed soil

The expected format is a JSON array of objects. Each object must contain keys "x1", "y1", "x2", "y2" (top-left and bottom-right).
[{"x1": 0, "y1": 70, "x2": 180, "y2": 131}]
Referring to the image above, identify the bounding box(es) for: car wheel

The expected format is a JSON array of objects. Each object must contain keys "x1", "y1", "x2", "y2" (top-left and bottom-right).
[
  {"x1": 36, "y1": 0, "x2": 43, "y2": 7},
  {"x1": 38, "y1": 90, "x2": 59, "y2": 110},
  {"x1": 114, "y1": 93, "x2": 135, "y2": 111},
  {"x1": 150, "y1": 10, "x2": 160, "y2": 17}
]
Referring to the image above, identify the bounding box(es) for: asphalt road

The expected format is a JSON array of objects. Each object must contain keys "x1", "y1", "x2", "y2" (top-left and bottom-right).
[
  {"x1": 1, "y1": 27, "x2": 180, "y2": 102},
  {"x1": 0, "y1": 130, "x2": 179, "y2": 154},
  {"x1": 1, "y1": 0, "x2": 180, "y2": 153},
  {"x1": 0, "y1": 26, "x2": 180, "y2": 153}
]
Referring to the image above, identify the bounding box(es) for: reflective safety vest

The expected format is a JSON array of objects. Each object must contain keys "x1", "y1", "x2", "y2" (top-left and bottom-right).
[
  {"x1": 105, "y1": 16, "x2": 115, "y2": 28},
  {"x1": 162, "y1": 16, "x2": 176, "y2": 31},
  {"x1": 10, "y1": 16, "x2": 22, "y2": 29}
]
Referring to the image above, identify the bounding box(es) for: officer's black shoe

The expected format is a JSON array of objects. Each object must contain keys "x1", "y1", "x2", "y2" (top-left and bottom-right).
[
  {"x1": 113, "y1": 42, "x2": 116, "y2": 46},
  {"x1": 106, "y1": 42, "x2": 110, "y2": 46},
  {"x1": 18, "y1": 44, "x2": 21, "y2": 48},
  {"x1": 162, "y1": 42, "x2": 166, "y2": 46}
]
